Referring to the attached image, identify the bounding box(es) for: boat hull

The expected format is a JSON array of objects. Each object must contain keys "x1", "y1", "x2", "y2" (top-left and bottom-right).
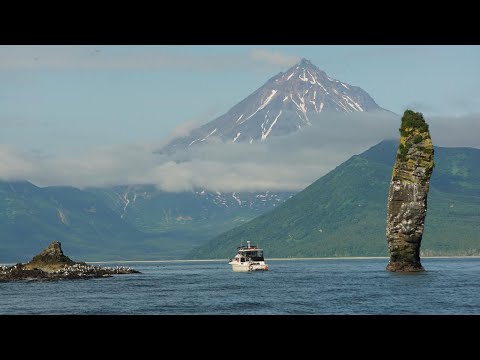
[{"x1": 229, "y1": 261, "x2": 268, "y2": 272}]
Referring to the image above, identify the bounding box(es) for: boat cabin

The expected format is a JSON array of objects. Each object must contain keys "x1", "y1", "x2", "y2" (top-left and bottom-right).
[{"x1": 235, "y1": 241, "x2": 264, "y2": 262}]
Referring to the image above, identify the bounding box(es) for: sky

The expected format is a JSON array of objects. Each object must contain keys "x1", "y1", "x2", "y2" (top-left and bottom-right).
[{"x1": 1, "y1": 45, "x2": 479, "y2": 191}]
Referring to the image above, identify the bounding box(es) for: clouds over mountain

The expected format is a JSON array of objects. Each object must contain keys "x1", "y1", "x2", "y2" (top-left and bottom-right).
[
  {"x1": 1, "y1": 112, "x2": 479, "y2": 192},
  {"x1": 1, "y1": 112, "x2": 392, "y2": 191}
]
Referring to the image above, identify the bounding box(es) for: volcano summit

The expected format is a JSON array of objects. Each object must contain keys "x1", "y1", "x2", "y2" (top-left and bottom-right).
[{"x1": 163, "y1": 58, "x2": 388, "y2": 153}]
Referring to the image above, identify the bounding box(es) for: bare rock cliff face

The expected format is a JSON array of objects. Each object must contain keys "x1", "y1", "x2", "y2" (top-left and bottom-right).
[
  {"x1": 24, "y1": 240, "x2": 75, "y2": 271},
  {"x1": 386, "y1": 110, "x2": 434, "y2": 272}
]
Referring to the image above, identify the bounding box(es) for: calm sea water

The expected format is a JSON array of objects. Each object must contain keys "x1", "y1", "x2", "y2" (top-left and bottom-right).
[{"x1": 0, "y1": 258, "x2": 479, "y2": 314}]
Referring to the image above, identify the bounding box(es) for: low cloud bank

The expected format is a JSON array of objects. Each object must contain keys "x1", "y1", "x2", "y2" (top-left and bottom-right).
[{"x1": 1, "y1": 112, "x2": 478, "y2": 192}]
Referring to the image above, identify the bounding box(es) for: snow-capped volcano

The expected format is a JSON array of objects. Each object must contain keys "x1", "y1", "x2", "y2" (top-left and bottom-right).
[{"x1": 163, "y1": 58, "x2": 388, "y2": 153}]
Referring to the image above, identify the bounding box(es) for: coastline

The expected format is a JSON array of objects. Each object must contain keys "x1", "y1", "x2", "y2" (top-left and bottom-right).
[
  {"x1": 2, "y1": 255, "x2": 479, "y2": 266},
  {"x1": 84, "y1": 255, "x2": 480, "y2": 264}
]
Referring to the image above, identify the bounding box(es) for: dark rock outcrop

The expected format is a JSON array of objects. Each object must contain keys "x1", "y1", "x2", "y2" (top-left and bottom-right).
[
  {"x1": 386, "y1": 110, "x2": 434, "y2": 272},
  {"x1": 24, "y1": 240, "x2": 75, "y2": 271},
  {"x1": 0, "y1": 241, "x2": 140, "y2": 282}
]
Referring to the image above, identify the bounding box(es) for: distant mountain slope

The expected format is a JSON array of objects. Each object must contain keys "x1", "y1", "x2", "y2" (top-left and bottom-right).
[
  {"x1": 162, "y1": 59, "x2": 389, "y2": 153},
  {"x1": 0, "y1": 180, "x2": 294, "y2": 262},
  {"x1": 189, "y1": 141, "x2": 480, "y2": 259},
  {"x1": 88, "y1": 185, "x2": 293, "y2": 243},
  {"x1": 0, "y1": 181, "x2": 147, "y2": 262}
]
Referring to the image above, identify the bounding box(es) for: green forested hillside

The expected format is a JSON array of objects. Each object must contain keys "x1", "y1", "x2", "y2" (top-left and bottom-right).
[
  {"x1": 0, "y1": 181, "x2": 154, "y2": 262},
  {"x1": 189, "y1": 141, "x2": 480, "y2": 259},
  {"x1": 0, "y1": 182, "x2": 288, "y2": 262},
  {"x1": 0, "y1": 181, "x2": 204, "y2": 262}
]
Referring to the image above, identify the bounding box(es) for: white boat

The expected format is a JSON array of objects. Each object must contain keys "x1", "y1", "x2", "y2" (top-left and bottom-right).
[{"x1": 228, "y1": 241, "x2": 269, "y2": 272}]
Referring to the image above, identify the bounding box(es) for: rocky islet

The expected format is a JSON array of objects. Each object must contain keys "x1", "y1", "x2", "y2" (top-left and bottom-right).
[{"x1": 0, "y1": 241, "x2": 139, "y2": 282}]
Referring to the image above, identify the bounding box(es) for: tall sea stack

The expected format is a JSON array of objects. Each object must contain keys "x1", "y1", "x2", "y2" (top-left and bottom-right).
[{"x1": 386, "y1": 110, "x2": 434, "y2": 272}]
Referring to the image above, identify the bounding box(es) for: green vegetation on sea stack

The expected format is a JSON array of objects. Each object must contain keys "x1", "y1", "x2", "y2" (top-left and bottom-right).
[
  {"x1": 189, "y1": 140, "x2": 480, "y2": 259},
  {"x1": 399, "y1": 109, "x2": 429, "y2": 135}
]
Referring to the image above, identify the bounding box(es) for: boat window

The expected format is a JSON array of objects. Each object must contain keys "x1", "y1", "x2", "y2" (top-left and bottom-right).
[
  {"x1": 240, "y1": 258, "x2": 246, "y2": 263},
  {"x1": 251, "y1": 250, "x2": 264, "y2": 261}
]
